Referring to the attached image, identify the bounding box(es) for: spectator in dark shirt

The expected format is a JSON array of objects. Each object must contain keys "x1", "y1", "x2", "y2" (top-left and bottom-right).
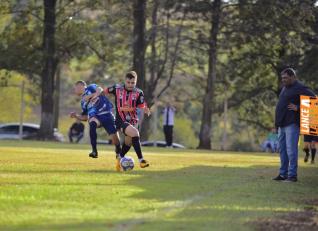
[
  {"x1": 273, "y1": 68, "x2": 316, "y2": 183},
  {"x1": 68, "y1": 119, "x2": 85, "y2": 143}
]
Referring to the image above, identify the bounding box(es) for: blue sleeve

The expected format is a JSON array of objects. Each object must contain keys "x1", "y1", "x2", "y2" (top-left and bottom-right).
[
  {"x1": 80, "y1": 100, "x2": 88, "y2": 116},
  {"x1": 85, "y1": 84, "x2": 98, "y2": 95}
]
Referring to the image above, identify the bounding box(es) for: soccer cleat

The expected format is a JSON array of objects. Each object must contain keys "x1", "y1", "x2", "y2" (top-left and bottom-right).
[
  {"x1": 272, "y1": 175, "x2": 287, "y2": 181},
  {"x1": 115, "y1": 156, "x2": 121, "y2": 172},
  {"x1": 304, "y1": 154, "x2": 309, "y2": 163},
  {"x1": 89, "y1": 151, "x2": 98, "y2": 158},
  {"x1": 311, "y1": 160, "x2": 315, "y2": 164},
  {"x1": 139, "y1": 159, "x2": 149, "y2": 168}
]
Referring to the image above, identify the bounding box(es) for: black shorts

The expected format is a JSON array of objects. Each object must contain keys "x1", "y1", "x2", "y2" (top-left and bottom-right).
[
  {"x1": 304, "y1": 135, "x2": 318, "y2": 142},
  {"x1": 115, "y1": 119, "x2": 139, "y2": 135}
]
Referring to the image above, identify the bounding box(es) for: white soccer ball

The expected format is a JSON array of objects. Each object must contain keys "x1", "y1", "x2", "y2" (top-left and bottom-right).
[{"x1": 120, "y1": 156, "x2": 135, "y2": 171}]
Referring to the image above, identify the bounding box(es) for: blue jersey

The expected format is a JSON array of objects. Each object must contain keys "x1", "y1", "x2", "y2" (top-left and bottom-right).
[{"x1": 81, "y1": 84, "x2": 113, "y2": 118}]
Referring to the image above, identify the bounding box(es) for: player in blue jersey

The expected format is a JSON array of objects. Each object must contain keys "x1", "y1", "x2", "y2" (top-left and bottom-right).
[{"x1": 70, "y1": 81, "x2": 121, "y2": 168}]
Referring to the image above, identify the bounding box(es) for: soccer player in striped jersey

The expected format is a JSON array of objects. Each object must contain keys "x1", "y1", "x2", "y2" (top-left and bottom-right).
[
  {"x1": 87, "y1": 71, "x2": 150, "y2": 170},
  {"x1": 70, "y1": 81, "x2": 121, "y2": 165}
]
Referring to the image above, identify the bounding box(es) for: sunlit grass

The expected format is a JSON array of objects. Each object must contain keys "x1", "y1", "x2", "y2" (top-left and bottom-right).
[{"x1": 0, "y1": 140, "x2": 317, "y2": 231}]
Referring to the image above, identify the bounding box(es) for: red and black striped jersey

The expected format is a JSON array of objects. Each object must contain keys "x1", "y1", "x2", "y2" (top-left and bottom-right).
[{"x1": 105, "y1": 84, "x2": 146, "y2": 125}]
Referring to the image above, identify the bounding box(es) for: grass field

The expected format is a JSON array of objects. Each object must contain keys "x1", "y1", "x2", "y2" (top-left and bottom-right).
[{"x1": 0, "y1": 140, "x2": 317, "y2": 231}]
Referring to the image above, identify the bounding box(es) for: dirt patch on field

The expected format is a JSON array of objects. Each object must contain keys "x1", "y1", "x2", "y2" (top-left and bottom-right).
[{"x1": 249, "y1": 199, "x2": 318, "y2": 231}]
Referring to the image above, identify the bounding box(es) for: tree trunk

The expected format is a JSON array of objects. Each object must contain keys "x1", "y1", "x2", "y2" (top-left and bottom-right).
[
  {"x1": 53, "y1": 62, "x2": 61, "y2": 129},
  {"x1": 132, "y1": 0, "x2": 150, "y2": 140},
  {"x1": 221, "y1": 91, "x2": 228, "y2": 151},
  {"x1": 133, "y1": 0, "x2": 147, "y2": 90},
  {"x1": 198, "y1": 0, "x2": 222, "y2": 149},
  {"x1": 38, "y1": 0, "x2": 57, "y2": 140}
]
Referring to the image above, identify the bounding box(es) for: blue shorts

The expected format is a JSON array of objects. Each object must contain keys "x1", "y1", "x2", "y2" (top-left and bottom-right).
[{"x1": 94, "y1": 113, "x2": 117, "y2": 135}]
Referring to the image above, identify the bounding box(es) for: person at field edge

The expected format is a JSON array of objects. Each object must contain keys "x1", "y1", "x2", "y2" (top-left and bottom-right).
[
  {"x1": 272, "y1": 68, "x2": 316, "y2": 183},
  {"x1": 68, "y1": 119, "x2": 85, "y2": 143},
  {"x1": 261, "y1": 128, "x2": 278, "y2": 153},
  {"x1": 162, "y1": 103, "x2": 176, "y2": 148}
]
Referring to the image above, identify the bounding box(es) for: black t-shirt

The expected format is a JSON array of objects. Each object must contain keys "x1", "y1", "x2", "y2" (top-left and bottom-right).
[{"x1": 70, "y1": 122, "x2": 84, "y2": 134}]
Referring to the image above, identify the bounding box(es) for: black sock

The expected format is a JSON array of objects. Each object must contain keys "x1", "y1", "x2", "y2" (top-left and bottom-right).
[
  {"x1": 120, "y1": 143, "x2": 131, "y2": 158},
  {"x1": 304, "y1": 148, "x2": 310, "y2": 156},
  {"x1": 115, "y1": 144, "x2": 121, "y2": 156},
  {"x1": 132, "y1": 136, "x2": 143, "y2": 160},
  {"x1": 311, "y1": 149, "x2": 316, "y2": 161},
  {"x1": 89, "y1": 121, "x2": 97, "y2": 153}
]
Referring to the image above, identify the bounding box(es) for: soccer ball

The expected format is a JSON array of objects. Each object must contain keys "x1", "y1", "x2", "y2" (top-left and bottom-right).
[{"x1": 120, "y1": 156, "x2": 135, "y2": 171}]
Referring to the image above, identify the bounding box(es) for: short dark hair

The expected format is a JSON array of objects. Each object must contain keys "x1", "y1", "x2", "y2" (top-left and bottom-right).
[
  {"x1": 75, "y1": 80, "x2": 86, "y2": 86},
  {"x1": 281, "y1": 68, "x2": 296, "y2": 77},
  {"x1": 126, "y1": 71, "x2": 138, "y2": 79}
]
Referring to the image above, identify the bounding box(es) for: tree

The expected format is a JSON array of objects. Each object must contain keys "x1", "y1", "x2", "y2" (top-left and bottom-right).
[
  {"x1": 38, "y1": 0, "x2": 57, "y2": 140},
  {"x1": 197, "y1": 0, "x2": 222, "y2": 149},
  {"x1": 132, "y1": 0, "x2": 185, "y2": 140},
  {"x1": 132, "y1": 0, "x2": 147, "y2": 90}
]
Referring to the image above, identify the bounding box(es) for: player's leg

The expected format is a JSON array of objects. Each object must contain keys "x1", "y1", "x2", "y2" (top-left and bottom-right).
[
  {"x1": 99, "y1": 114, "x2": 122, "y2": 171},
  {"x1": 101, "y1": 115, "x2": 121, "y2": 157},
  {"x1": 124, "y1": 124, "x2": 149, "y2": 168},
  {"x1": 114, "y1": 136, "x2": 132, "y2": 172},
  {"x1": 108, "y1": 132, "x2": 122, "y2": 171},
  {"x1": 303, "y1": 135, "x2": 310, "y2": 163},
  {"x1": 111, "y1": 132, "x2": 121, "y2": 157},
  {"x1": 122, "y1": 136, "x2": 132, "y2": 157},
  {"x1": 88, "y1": 117, "x2": 100, "y2": 158},
  {"x1": 310, "y1": 140, "x2": 316, "y2": 164}
]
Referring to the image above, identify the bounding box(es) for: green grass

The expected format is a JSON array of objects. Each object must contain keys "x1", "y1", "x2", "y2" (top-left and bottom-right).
[{"x1": 0, "y1": 140, "x2": 317, "y2": 231}]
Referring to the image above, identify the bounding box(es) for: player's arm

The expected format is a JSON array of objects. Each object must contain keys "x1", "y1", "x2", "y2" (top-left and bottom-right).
[
  {"x1": 69, "y1": 112, "x2": 88, "y2": 121},
  {"x1": 136, "y1": 91, "x2": 151, "y2": 116},
  {"x1": 143, "y1": 104, "x2": 151, "y2": 116},
  {"x1": 83, "y1": 84, "x2": 103, "y2": 102},
  {"x1": 103, "y1": 85, "x2": 116, "y2": 96}
]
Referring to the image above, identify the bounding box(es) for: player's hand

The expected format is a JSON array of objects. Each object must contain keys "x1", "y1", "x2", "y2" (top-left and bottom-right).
[
  {"x1": 69, "y1": 112, "x2": 77, "y2": 118},
  {"x1": 288, "y1": 103, "x2": 298, "y2": 111},
  {"x1": 144, "y1": 107, "x2": 151, "y2": 116}
]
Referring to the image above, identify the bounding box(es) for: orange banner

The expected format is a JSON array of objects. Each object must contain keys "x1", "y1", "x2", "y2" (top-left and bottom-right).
[{"x1": 300, "y1": 95, "x2": 318, "y2": 136}]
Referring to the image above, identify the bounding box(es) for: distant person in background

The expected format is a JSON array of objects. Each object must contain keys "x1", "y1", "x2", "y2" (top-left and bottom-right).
[
  {"x1": 261, "y1": 128, "x2": 278, "y2": 153},
  {"x1": 272, "y1": 68, "x2": 316, "y2": 183},
  {"x1": 162, "y1": 103, "x2": 176, "y2": 147},
  {"x1": 68, "y1": 119, "x2": 84, "y2": 143},
  {"x1": 303, "y1": 135, "x2": 317, "y2": 164}
]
